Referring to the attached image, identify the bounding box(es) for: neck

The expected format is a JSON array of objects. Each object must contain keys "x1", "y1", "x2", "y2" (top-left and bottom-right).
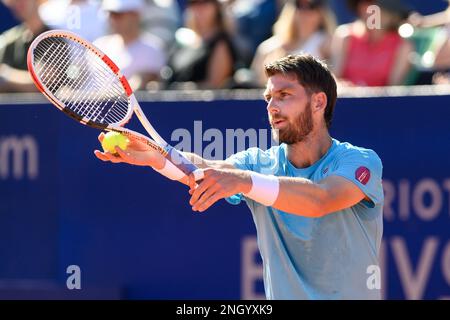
[
  {"x1": 286, "y1": 128, "x2": 332, "y2": 168},
  {"x1": 121, "y1": 28, "x2": 140, "y2": 45},
  {"x1": 298, "y1": 24, "x2": 318, "y2": 42},
  {"x1": 25, "y1": 15, "x2": 44, "y2": 35},
  {"x1": 366, "y1": 28, "x2": 386, "y2": 42}
]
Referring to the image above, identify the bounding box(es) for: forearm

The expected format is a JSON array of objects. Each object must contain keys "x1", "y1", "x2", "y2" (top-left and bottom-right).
[
  {"x1": 154, "y1": 152, "x2": 235, "y2": 186},
  {"x1": 0, "y1": 77, "x2": 37, "y2": 93},
  {"x1": 0, "y1": 81, "x2": 37, "y2": 92},
  {"x1": 419, "y1": 10, "x2": 450, "y2": 28},
  {"x1": 389, "y1": 42, "x2": 413, "y2": 86},
  {"x1": 272, "y1": 177, "x2": 329, "y2": 217},
  {"x1": 240, "y1": 173, "x2": 365, "y2": 217},
  {"x1": 0, "y1": 65, "x2": 36, "y2": 92},
  {"x1": 181, "y1": 152, "x2": 235, "y2": 170},
  {"x1": 239, "y1": 173, "x2": 327, "y2": 217},
  {"x1": 189, "y1": 170, "x2": 333, "y2": 214}
]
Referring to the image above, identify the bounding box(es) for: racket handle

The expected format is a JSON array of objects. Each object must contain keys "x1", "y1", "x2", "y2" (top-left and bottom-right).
[
  {"x1": 192, "y1": 169, "x2": 204, "y2": 182},
  {"x1": 164, "y1": 145, "x2": 204, "y2": 181}
]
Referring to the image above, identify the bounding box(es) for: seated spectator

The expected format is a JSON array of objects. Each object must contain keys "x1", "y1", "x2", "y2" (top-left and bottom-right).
[
  {"x1": 221, "y1": 0, "x2": 279, "y2": 68},
  {"x1": 420, "y1": 1, "x2": 450, "y2": 84},
  {"x1": 331, "y1": 0, "x2": 414, "y2": 87},
  {"x1": 94, "y1": 0, "x2": 166, "y2": 90},
  {"x1": 0, "y1": 0, "x2": 48, "y2": 92},
  {"x1": 141, "y1": 0, "x2": 182, "y2": 51},
  {"x1": 165, "y1": 0, "x2": 236, "y2": 89},
  {"x1": 38, "y1": 0, "x2": 107, "y2": 42},
  {"x1": 250, "y1": 0, "x2": 336, "y2": 87}
]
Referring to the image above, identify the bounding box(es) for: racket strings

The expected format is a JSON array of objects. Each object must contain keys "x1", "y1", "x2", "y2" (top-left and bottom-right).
[
  {"x1": 35, "y1": 39, "x2": 128, "y2": 121},
  {"x1": 45, "y1": 40, "x2": 128, "y2": 121},
  {"x1": 38, "y1": 43, "x2": 93, "y2": 103},
  {"x1": 65, "y1": 49, "x2": 124, "y2": 118},
  {"x1": 78, "y1": 53, "x2": 128, "y2": 122},
  {"x1": 35, "y1": 38, "x2": 126, "y2": 103},
  {"x1": 32, "y1": 37, "x2": 130, "y2": 125}
]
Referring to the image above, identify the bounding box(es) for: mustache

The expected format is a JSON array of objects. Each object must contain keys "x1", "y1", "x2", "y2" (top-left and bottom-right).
[{"x1": 270, "y1": 115, "x2": 287, "y2": 124}]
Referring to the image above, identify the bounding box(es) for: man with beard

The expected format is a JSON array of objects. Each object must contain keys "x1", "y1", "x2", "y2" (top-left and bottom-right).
[{"x1": 94, "y1": 54, "x2": 384, "y2": 300}]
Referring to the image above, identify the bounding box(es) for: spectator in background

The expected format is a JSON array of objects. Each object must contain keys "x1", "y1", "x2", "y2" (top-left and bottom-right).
[
  {"x1": 433, "y1": 18, "x2": 450, "y2": 84},
  {"x1": 331, "y1": 0, "x2": 413, "y2": 87},
  {"x1": 250, "y1": 0, "x2": 336, "y2": 87},
  {"x1": 38, "y1": 0, "x2": 107, "y2": 42},
  {"x1": 409, "y1": 0, "x2": 450, "y2": 84},
  {"x1": 165, "y1": 0, "x2": 236, "y2": 89},
  {"x1": 141, "y1": 0, "x2": 182, "y2": 51},
  {"x1": 94, "y1": 0, "x2": 166, "y2": 90},
  {"x1": 0, "y1": 0, "x2": 48, "y2": 92},
  {"x1": 408, "y1": 1, "x2": 450, "y2": 29},
  {"x1": 221, "y1": 0, "x2": 279, "y2": 68}
]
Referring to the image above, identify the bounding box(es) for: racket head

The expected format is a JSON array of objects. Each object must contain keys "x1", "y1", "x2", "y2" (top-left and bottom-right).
[
  {"x1": 27, "y1": 30, "x2": 134, "y2": 130},
  {"x1": 28, "y1": 30, "x2": 201, "y2": 178}
]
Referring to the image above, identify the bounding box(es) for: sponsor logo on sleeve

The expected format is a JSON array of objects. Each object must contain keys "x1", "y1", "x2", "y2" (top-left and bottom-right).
[{"x1": 356, "y1": 166, "x2": 371, "y2": 185}]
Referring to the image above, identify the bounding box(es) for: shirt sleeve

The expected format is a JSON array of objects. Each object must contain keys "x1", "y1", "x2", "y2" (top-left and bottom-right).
[
  {"x1": 225, "y1": 147, "x2": 277, "y2": 205},
  {"x1": 224, "y1": 147, "x2": 261, "y2": 171},
  {"x1": 224, "y1": 148, "x2": 259, "y2": 205},
  {"x1": 224, "y1": 146, "x2": 281, "y2": 205},
  {"x1": 331, "y1": 148, "x2": 384, "y2": 208},
  {"x1": 225, "y1": 147, "x2": 279, "y2": 171}
]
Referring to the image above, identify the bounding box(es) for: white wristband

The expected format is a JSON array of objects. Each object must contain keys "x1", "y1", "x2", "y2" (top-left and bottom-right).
[
  {"x1": 153, "y1": 159, "x2": 186, "y2": 181},
  {"x1": 243, "y1": 172, "x2": 279, "y2": 206}
]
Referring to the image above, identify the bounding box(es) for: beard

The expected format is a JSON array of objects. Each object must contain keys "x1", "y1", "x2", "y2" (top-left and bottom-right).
[{"x1": 271, "y1": 101, "x2": 314, "y2": 145}]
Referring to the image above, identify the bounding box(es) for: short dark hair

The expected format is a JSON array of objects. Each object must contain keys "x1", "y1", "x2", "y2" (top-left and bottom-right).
[{"x1": 264, "y1": 54, "x2": 337, "y2": 129}]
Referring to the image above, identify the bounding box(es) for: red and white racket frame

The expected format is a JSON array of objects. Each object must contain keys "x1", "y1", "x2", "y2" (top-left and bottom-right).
[{"x1": 28, "y1": 30, "x2": 203, "y2": 179}]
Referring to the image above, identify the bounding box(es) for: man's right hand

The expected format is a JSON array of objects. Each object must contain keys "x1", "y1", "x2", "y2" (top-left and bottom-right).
[{"x1": 94, "y1": 132, "x2": 166, "y2": 169}]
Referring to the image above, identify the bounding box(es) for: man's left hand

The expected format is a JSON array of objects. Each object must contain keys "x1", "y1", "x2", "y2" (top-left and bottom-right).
[{"x1": 189, "y1": 168, "x2": 252, "y2": 212}]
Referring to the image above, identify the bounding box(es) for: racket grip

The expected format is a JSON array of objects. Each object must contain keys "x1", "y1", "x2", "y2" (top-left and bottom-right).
[
  {"x1": 192, "y1": 169, "x2": 204, "y2": 181},
  {"x1": 164, "y1": 145, "x2": 203, "y2": 181}
]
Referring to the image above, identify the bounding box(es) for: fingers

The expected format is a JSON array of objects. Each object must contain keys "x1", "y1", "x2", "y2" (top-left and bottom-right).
[
  {"x1": 187, "y1": 173, "x2": 197, "y2": 191},
  {"x1": 94, "y1": 150, "x2": 123, "y2": 163},
  {"x1": 189, "y1": 176, "x2": 215, "y2": 206},
  {"x1": 189, "y1": 168, "x2": 211, "y2": 192},
  {"x1": 98, "y1": 132, "x2": 105, "y2": 143},
  {"x1": 192, "y1": 183, "x2": 220, "y2": 211},
  {"x1": 192, "y1": 169, "x2": 204, "y2": 182},
  {"x1": 127, "y1": 135, "x2": 155, "y2": 151},
  {"x1": 194, "y1": 192, "x2": 223, "y2": 212},
  {"x1": 115, "y1": 146, "x2": 131, "y2": 161},
  {"x1": 94, "y1": 150, "x2": 108, "y2": 161}
]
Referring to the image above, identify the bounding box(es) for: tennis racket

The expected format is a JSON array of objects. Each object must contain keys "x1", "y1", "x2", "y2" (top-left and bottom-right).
[{"x1": 27, "y1": 30, "x2": 203, "y2": 181}]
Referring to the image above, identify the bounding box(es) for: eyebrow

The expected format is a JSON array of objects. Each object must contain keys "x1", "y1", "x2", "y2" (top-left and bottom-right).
[{"x1": 263, "y1": 85, "x2": 296, "y2": 98}]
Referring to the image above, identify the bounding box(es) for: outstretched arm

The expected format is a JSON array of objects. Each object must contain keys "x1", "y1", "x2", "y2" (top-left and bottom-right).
[
  {"x1": 188, "y1": 168, "x2": 366, "y2": 216},
  {"x1": 0, "y1": 64, "x2": 37, "y2": 92},
  {"x1": 94, "y1": 133, "x2": 234, "y2": 186}
]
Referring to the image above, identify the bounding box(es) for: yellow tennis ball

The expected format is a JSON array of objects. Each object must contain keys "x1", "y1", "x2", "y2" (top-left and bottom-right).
[{"x1": 101, "y1": 132, "x2": 129, "y2": 154}]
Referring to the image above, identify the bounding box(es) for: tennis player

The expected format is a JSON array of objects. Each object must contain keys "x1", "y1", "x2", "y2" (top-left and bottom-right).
[{"x1": 95, "y1": 54, "x2": 384, "y2": 300}]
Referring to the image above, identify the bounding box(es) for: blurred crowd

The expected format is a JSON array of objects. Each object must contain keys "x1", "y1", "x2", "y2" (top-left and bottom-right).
[{"x1": 1, "y1": 0, "x2": 450, "y2": 93}]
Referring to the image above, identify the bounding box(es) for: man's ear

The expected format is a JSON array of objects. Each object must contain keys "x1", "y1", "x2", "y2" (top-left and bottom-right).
[{"x1": 312, "y1": 92, "x2": 327, "y2": 113}]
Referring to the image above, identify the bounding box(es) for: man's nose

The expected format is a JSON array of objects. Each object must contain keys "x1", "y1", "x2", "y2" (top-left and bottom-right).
[{"x1": 266, "y1": 98, "x2": 280, "y2": 114}]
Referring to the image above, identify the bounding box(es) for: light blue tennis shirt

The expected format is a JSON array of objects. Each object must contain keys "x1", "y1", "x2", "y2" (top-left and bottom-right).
[{"x1": 226, "y1": 138, "x2": 383, "y2": 300}]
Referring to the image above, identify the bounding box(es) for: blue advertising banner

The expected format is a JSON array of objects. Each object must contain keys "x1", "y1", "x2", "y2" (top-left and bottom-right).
[{"x1": 0, "y1": 93, "x2": 449, "y2": 299}]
